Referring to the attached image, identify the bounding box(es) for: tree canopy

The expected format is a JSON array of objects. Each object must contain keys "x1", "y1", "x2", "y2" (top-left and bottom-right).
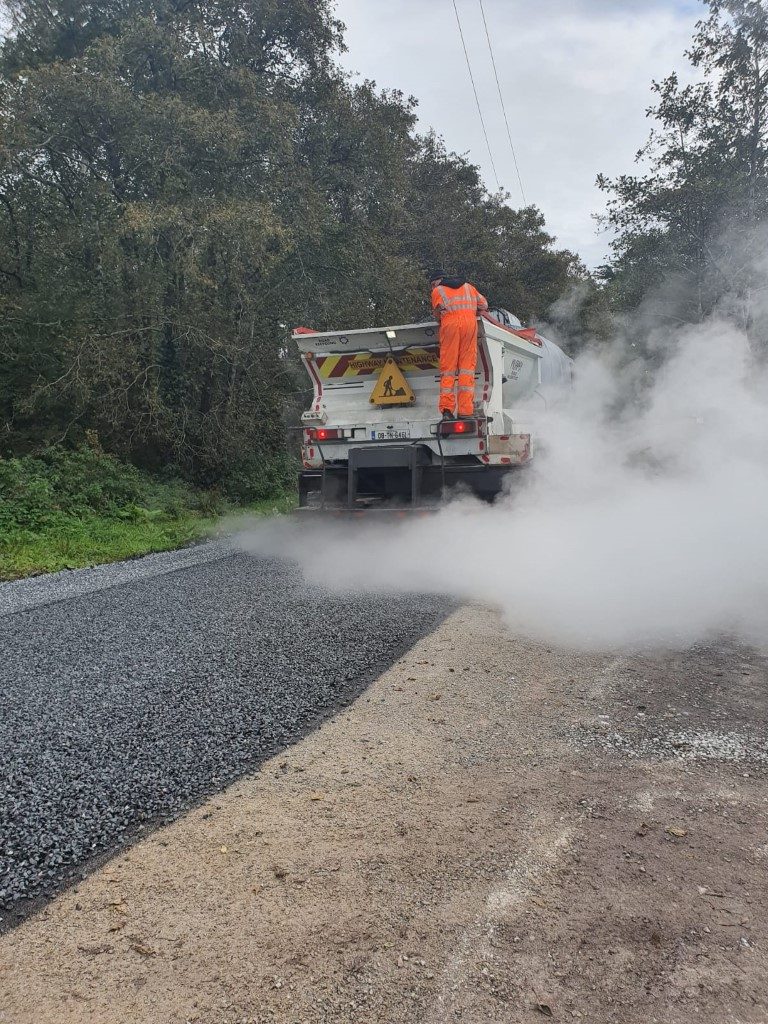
[
  {"x1": 0, "y1": 0, "x2": 581, "y2": 492},
  {"x1": 598, "y1": 0, "x2": 768, "y2": 347}
]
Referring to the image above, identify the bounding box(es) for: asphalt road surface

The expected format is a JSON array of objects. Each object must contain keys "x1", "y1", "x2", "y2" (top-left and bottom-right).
[{"x1": 0, "y1": 542, "x2": 450, "y2": 925}]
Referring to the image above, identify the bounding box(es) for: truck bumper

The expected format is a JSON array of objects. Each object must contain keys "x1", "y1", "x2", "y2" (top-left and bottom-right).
[{"x1": 299, "y1": 445, "x2": 523, "y2": 511}]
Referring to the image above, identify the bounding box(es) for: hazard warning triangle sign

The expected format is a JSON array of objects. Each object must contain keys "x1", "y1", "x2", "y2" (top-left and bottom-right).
[{"x1": 370, "y1": 356, "x2": 415, "y2": 406}]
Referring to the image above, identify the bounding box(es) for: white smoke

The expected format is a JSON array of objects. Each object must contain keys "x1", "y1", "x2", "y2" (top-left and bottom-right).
[{"x1": 239, "y1": 316, "x2": 768, "y2": 652}]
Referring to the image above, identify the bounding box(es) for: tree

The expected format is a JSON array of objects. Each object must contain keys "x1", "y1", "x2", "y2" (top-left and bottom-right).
[
  {"x1": 404, "y1": 134, "x2": 584, "y2": 327},
  {"x1": 0, "y1": 0, "x2": 348, "y2": 489},
  {"x1": 0, "y1": 0, "x2": 586, "y2": 490},
  {"x1": 598, "y1": 0, "x2": 768, "y2": 345}
]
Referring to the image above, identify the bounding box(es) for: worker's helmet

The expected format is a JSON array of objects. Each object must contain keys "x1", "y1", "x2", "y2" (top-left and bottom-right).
[{"x1": 428, "y1": 269, "x2": 446, "y2": 284}]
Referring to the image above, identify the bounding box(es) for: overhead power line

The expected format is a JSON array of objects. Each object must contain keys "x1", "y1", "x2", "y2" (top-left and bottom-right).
[
  {"x1": 451, "y1": 0, "x2": 501, "y2": 190},
  {"x1": 478, "y1": 0, "x2": 528, "y2": 206}
]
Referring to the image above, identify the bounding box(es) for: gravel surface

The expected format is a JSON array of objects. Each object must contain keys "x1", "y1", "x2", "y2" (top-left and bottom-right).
[
  {"x1": 0, "y1": 539, "x2": 237, "y2": 618},
  {"x1": 3, "y1": 608, "x2": 767, "y2": 1024},
  {"x1": 566, "y1": 639, "x2": 768, "y2": 767},
  {"x1": 0, "y1": 547, "x2": 450, "y2": 923},
  {"x1": 572, "y1": 724, "x2": 768, "y2": 763}
]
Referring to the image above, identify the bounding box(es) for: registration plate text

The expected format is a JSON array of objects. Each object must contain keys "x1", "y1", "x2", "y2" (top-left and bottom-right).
[{"x1": 371, "y1": 429, "x2": 411, "y2": 440}]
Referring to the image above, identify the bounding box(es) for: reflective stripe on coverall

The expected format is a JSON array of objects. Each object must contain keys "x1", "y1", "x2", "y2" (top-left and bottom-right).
[{"x1": 431, "y1": 282, "x2": 489, "y2": 416}]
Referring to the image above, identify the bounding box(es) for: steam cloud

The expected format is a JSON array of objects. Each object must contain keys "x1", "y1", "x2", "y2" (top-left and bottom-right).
[{"x1": 239, "y1": 315, "x2": 768, "y2": 652}]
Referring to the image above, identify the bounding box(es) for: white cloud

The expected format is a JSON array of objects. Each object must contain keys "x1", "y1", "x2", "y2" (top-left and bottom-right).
[{"x1": 333, "y1": 0, "x2": 701, "y2": 269}]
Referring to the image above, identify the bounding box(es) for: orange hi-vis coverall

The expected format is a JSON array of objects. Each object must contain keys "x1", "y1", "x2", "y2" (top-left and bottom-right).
[{"x1": 431, "y1": 281, "x2": 489, "y2": 416}]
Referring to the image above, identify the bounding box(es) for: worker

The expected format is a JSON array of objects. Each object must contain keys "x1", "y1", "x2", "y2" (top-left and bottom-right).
[{"x1": 429, "y1": 270, "x2": 488, "y2": 419}]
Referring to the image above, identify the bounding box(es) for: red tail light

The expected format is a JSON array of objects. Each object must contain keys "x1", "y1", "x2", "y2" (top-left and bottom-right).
[
  {"x1": 438, "y1": 418, "x2": 477, "y2": 437},
  {"x1": 307, "y1": 427, "x2": 344, "y2": 442}
]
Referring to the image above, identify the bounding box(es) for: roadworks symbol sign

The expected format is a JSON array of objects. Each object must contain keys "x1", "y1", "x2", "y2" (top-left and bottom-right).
[{"x1": 370, "y1": 357, "x2": 416, "y2": 406}]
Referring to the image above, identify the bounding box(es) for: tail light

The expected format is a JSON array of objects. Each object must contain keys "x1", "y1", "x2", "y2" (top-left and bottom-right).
[
  {"x1": 438, "y1": 418, "x2": 477, "y2": 437},
  {"x1": 307, "y1": 427, "x2": 344, "y2": 442}
]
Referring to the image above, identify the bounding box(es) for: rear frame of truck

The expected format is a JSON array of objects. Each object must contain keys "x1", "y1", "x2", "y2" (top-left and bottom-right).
[{"x1": 294, "y1": 316, "x2": 560, "y2": 514}]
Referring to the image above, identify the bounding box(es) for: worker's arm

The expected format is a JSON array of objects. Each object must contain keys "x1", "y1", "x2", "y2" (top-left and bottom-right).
[
  {"x1": 475, "y1": 287, "x2": 489, "y2": 312},
  {"x1": 431, "y1": 287, "x2": 444, "y2": 322}
]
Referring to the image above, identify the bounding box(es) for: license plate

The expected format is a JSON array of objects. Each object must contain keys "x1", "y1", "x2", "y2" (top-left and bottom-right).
[{"x1": 371, "y1": 429, "x2": 411, "y2": 440}]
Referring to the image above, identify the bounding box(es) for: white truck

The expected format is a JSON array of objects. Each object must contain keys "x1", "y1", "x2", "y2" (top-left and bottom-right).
[{"x1": 294, "y1": 309, "x2": 572, "y2": 512}]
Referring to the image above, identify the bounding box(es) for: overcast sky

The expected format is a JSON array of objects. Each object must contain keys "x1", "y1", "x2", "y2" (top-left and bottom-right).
[{"x1": 334, "y1": 0, "x2": 703, "y2": 268}]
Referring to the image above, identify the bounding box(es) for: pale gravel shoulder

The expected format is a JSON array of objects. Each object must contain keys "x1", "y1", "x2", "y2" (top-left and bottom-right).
[{"x1": 0, "y1": 538, "x2": 237, "y2": 618}]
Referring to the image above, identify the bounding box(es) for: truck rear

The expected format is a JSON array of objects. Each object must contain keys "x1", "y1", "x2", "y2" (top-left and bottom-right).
[{"x1": 295, "y1": 312, "x2": 572, "y2": 512}]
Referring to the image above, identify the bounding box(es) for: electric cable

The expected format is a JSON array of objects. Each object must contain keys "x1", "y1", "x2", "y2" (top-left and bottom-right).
[
  {"x1": 478, "y1": 0, "x2": 528, "y2": 205},
  {"x1": 451, "y1": 0, "x2": 501, "y2": 190}
]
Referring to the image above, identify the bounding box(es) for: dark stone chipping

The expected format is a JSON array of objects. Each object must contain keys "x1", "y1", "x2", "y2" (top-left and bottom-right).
[{"x1": 0, "y1": 549, "x2": 450, "y2": 922}]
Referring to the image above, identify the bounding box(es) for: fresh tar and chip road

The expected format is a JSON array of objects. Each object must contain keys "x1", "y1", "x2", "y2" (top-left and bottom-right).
[{"x1": 0, "y1": 544, "x2": 450, "y2": 923}]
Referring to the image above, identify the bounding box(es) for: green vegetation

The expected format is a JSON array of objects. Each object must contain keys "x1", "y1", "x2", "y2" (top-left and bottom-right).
[
  {"x1": 598, "y1": 0, "x2": 768, "y2": 351},
  {"x1": 0, "y1": 446, "x2": 294, "y2": 579},
  {"x1": 0, "y1": 0, "x2": 592, "y2": 577},
  {"x1": 2, "y1": 0, "x2": 765, "y2": 577},
  {"x1": 0, "y1": 0, "x2": 587, "y2": 489}
]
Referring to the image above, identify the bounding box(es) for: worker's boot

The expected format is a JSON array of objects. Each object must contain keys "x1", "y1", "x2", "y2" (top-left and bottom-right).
[{"x1": 441, "y1": 410, "x2": 455, "y2": 421}]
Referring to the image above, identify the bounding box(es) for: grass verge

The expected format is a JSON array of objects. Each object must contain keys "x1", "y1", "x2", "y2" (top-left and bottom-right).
[
  {"x1": 0, "y1": 495, "x2": 296, "y2": 581},
  {"x1": 0, "y1": 447, "x2": 297, "y2": 581}
]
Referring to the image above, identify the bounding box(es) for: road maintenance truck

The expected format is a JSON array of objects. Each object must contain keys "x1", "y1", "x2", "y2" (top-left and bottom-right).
[{"x1": 295, "y1": 309, "x2": 572, "y2": 512}]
